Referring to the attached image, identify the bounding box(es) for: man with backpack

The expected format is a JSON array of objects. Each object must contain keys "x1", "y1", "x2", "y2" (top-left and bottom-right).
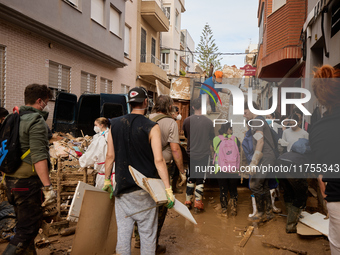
[
  {"x1": 243, "y1": 102, "x2": 276, "y2": 222},
  {"x1": 213, "y1": 123, "x2": 240, "y2": 216},
  {"x1": 148, "y1": 95, "x2": 184, "y2": 253},
  {"x1": 2, "y1": 84, "x2": 56, "y2": 254}
]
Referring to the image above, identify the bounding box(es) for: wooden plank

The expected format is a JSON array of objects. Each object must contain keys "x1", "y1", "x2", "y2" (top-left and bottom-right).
[
  {"x1": 142, "y1": 178, "x2": 168, "y2": 204},
  {"x1": 129, "y1": 165, "x2": 197, "y2": 225},
  {"x1": 299, "y1": 211, "x2": 329, "y2": 236},
  {"x1": 70, "y1": 190, "x2": 116, "y2": 255},
  {"x1": 308, "y1": 187, "x2": 317, "y2": 197},
  {"x1": 67, "y1": 181, "x2": 106, "y2": 222},
  {"x1": 57, "y1": 158, "x2": 62, "y2": 219},
  {"x1": 297, "y1": 222, "x2": 322, "y2": 236},
  {"x1": 238, "y1": 226, "x2": 254, "y2": 247}
]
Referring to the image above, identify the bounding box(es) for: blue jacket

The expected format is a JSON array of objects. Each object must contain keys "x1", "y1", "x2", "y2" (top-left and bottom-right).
[
  {"x1": 242, "y1": 129, "x2": 253, "y2": 165},
  {"x1": 200, "y1": 77, "x2": 222, "y2": 101}
]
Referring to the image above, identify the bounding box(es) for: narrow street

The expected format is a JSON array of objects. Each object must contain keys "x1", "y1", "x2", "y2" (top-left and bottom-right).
[{"x1": 0, "y1": 184, "x2": 331, "y2": 255}]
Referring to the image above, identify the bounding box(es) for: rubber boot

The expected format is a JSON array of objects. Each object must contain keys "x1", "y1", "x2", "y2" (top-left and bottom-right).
[
  {"x1": 23, "y1": 240, "x2": 37, "y2": 255},
  {"x1": 270, "y1": 189, "x2": 282, "y2": 213},
  {"x1": 2, "y1": 242, "x2": 25, "y2": 255},
  {"x1": 194, "y1": 200, "x2": 204, "y2": 214},
  {"x1": 2, "y1": 244, "x2": 19, "y2": 255},
  {"x1": 264, "y1": 191, "x2": 274, "y2": 221},
  {"x1": 248, "y1": 194, "x2": 264, "y2": 222},
  {"x1": 286, "y1": 204, "x2": 302, "y2": 233},
  {"x1": 220, "y1": 196, "x2": 228, "y2": 214},
  {"x1": 184, "y1": 200, "x2": 192, "y2": 210},
  {"x1": 248, "y1": 194, "x2": 257, "y2": 218},
  {"x1": 229, "y1": 198, "x2": 237, "y2": 216},
  {"x1": 172, "y1": 176, "x2": 183, "y2": 194}
]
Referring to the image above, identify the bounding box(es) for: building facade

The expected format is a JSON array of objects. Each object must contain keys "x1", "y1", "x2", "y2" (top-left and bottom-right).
[
  {"x1": 180, "y1": 29, "x2": 195, "y2": 73},
  {"x1": 0, "y1": 0, "x2": 127, "y2": 126},
  {"x1": 303, "y1": 0, "x2": 340, "y2": 114},
  {"x1": 136, "y1": 0, "x2": 170, "y2": 102},
  {"x1": 160, "y1": 0, "x2": 185, "y2": 77}
]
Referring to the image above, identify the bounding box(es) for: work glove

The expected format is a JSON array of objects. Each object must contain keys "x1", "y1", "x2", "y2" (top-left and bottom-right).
[
  {"x1": 41, "y1": 185, "x2": 57, "y2": 207},
  {"x1": 178, "y1": 170, "x2": 187, "y2": 186},
  {"x1": 165, "y1": 188, "x2": 175, "y2": 209},
  {"x1": 248, "y1": 150, "x2": 263, "y2": 175},
  {"x1": 102, "y1": 179, "x2": 114, "y2": 199}
]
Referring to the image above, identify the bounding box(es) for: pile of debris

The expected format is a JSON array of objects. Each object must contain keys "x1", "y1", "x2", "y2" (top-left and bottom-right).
[{"x1": 49, "y1": 133, "x2": 97, "y2": 219}]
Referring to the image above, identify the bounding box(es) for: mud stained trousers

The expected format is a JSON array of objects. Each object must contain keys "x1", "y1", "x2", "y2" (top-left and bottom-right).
[
  {"x1": 115, "y1": 189, "x2": 158, "y2": 255},
  {"x1": 280, "y1": 178, "x2": 308, "y2": 208},
  {"x1": 5, "y1": 176, "x2": 43, "y2": 248}
]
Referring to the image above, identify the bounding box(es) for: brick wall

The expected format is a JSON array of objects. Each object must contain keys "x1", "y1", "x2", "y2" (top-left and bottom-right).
[{"x1": 0, "y1": 20, "x2": 134, "y2": 127}]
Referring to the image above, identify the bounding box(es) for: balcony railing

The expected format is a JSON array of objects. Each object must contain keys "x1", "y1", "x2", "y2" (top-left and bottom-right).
[
  {"x1": 140, "y1": 54, "x2": 164, "y2": 68},
  {"x1": 142, "y1": 0, "x2": 170, "y2": 20}
]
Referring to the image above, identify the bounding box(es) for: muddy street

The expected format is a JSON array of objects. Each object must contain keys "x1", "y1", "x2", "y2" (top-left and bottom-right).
[{"x1": 0, "y1": 185, "x2": 330, "y2": 255}]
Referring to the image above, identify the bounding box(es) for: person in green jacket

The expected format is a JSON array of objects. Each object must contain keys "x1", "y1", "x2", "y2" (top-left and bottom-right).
[
  {"x1": 3, "y1": 84, "x2": 56, "y2": 255},
  {"x1": 213, "y1": 123, "x2": 240, "y2": 216}
]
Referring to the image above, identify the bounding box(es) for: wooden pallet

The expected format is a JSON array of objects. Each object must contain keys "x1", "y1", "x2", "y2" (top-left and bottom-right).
[{"x1": 52, "y1": 158, "x2": 96, "y2": 219}]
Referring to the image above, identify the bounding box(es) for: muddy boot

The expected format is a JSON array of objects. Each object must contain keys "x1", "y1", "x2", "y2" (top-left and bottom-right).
[
  {"x1": 248, "y1": 194, "x2": 264, "y2": 222},
  {"x1": 270, "y1": 189, "x2": 281, "y2": 213},
  {"x1": 172, "y1": 176, "x2": 183, "y2": 194},
  {"x1": 23, "y1": 240, "x2": 37, "y2": 255},
  {"x1": 264, "y1": 191, "x2": 274, "y2": 222},
  {"x1": 286, "y1": 204, "x2": 302, "y2": 233},
  {"x1": 220, "y1": 196, "x2": 228, "y2": 215},
  {"x1": 3, "y1": 242, "x2": 25, "y2": 255},
  {"x1": 229, "y1": 198, "x2": 237, "y2": 216},
  {"x1": 194, "y1": 200, "x2": 204, "y2": 214},
  {"x1": 156, "y1": 244, "x2": 166, "y2": 254}
]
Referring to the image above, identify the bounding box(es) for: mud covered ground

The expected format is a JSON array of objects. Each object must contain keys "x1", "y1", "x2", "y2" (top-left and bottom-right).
[{"x1": 0, "y1": 184, "x2": 331, "y2": 255}]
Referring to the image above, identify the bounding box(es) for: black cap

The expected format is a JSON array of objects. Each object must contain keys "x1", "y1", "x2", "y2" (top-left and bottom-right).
[{"x1": 127, "y1": 87, "x2": 148, "y2": 103}]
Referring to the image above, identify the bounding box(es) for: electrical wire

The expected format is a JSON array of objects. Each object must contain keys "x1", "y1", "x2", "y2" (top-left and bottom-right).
[{"x1": 160, "y1": 46, "x2": 257, "y2": 55}]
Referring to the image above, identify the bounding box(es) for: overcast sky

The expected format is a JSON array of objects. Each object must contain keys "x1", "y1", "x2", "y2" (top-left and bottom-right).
[{"x1": 181, "y1": 0, "x2": 259, "y2": 69}]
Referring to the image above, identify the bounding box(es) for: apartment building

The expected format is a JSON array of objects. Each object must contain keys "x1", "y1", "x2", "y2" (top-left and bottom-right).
[
  {"x1": 180, "y1": 29, "x2": 195, "y2": 73},
  {"x1": 303, "y1": 0, "x2": 340, "y2": 113},
  {"x1": 0, "y1": 0, "x2": 127, "y2": 126},
  {"x1": 255, "y1": 0, "x2": 307, "y2": 114},
  {"x1": 136, "y1": 0, "x2": 170, "y2": 102},
  {"x1": 160, "y1": 0, "x2": 185, "y2": 77}
]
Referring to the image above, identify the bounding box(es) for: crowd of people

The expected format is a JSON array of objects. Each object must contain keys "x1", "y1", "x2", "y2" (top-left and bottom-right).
[{"x1": 0, "y1": 64, "x2": 339, "y2": 254}]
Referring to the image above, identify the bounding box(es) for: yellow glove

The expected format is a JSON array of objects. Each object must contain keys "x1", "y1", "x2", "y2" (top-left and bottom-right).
[
  {"x1": 165, "y1": 188, "x2": 175, "y2": 209},
  {"x1": 102, "y1": 179, "x2": 114, "y2": 199}
]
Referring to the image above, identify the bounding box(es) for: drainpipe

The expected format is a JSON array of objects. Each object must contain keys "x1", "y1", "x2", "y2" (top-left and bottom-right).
[{"x1": 321, "y1": 7, "x2": 329, "y2": 58}]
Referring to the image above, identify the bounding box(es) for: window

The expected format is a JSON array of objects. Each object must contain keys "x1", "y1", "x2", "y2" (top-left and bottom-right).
[
  {"x1": 121, "y1": 84, "x2": 130, "y2": 94},
  {"x1": 124, "y1": 25, "x2": 130, "y2": 57},
  {"x1": 0, "y1": 46, "x2": 5, "y2": 107},
  {"x1": 259, "y1": 4, "x2": 264, "y2": 44},
  {"x1": 164, "y1": 6, "x2": 170, "y2": 20},
  {"x1": 100, "y1": 78, "x2": 113, "y2": 93},
  {"x1": 175, "y1": 10, "x2": 179, "y2": 30},
  {"x1": 161, "y1": 50, "x2": 169, "y2": 70},
  {"x1": 151, "y1": 38, "x2": 156, "y2": 64},
  {"x1": 140, "y1": 28, "x2": 147, "y2": 63},
  {"x1": 48, "y1": 61, "x2": 71, "y2": 100},
  {"x1": 331, "y1": 1, "x2": 340, "y2": 37},
  {"x1": 110, "y1": 6, "x2": 121, "y2": 36},
  {"x1": 81, "y1": 71, "x2": 96, "y2": 94},
  {"x1": 91, "y1": 0, "x2": 105, "y2": 26},
  {"x1": 174, "y1": 53, "x2": 178, "y2": 74}
]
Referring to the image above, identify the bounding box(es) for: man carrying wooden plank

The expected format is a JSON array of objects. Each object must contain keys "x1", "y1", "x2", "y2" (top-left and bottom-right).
[{"x1": 103, "y1": 87, "x2": 174, "y2": 255}]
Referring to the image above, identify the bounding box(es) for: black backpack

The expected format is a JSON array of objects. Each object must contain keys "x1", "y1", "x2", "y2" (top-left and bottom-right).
[{"x1": 0, "y1": 111, "x2": 31, "y2": 174}]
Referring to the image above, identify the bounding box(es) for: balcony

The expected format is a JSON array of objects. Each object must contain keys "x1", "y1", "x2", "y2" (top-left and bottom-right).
[
  {"x1": 141, "y1": 0, "x2": 169, "y2": 32},
  {"x1": 139, "y1": 54, "x2": 169, "y2": 84}
]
